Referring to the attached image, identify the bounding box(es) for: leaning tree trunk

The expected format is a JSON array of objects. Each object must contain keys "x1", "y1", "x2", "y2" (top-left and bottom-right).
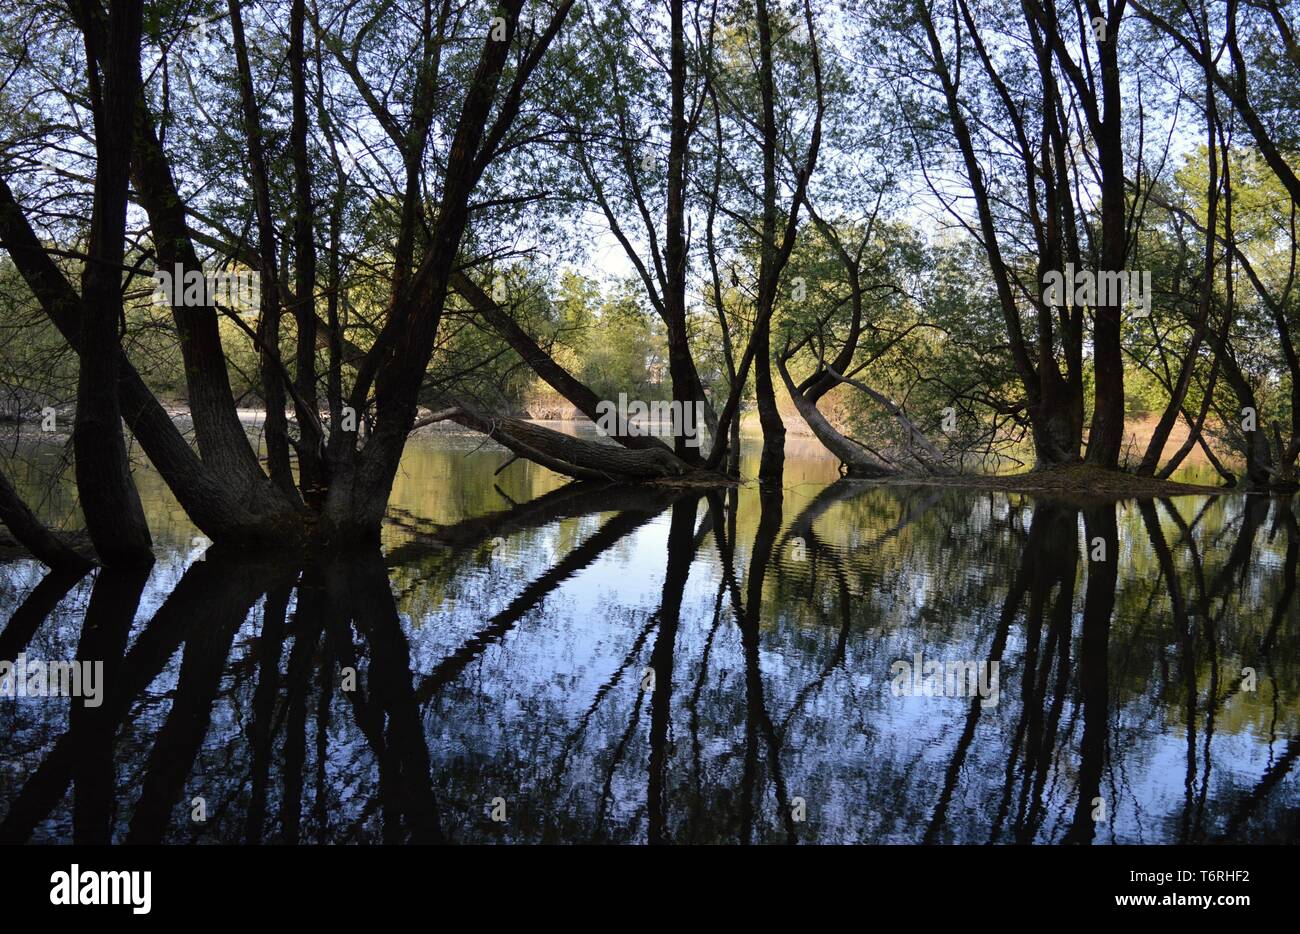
[
  {"x1": 0, "y1": 471, "x2": 94, "y2": 571},
  {"x1": 1138, "y1": 32, "x2": 1221, "y2": 477},
  {"x1": 450, "y1": 271, "x2": 677, "y2": 455},
  {"x1": 920, "y1": 0, "x2": 1057, "y2": 469},
  {"x1": 445, "y1": 403, "x2": 702, "y2": 482},
  {"x1": 0, "y1": 177, "x2": 305, "y2": 545},
  {"x1": 775, "y1": 359, "x2": 894, "y2": 478},
  {"x1": 131, "y1": 105, "x2": 279, "y2": 494},
  {"x1": 1218, "y1": 346, "x2": 1273, "y2": 488}
]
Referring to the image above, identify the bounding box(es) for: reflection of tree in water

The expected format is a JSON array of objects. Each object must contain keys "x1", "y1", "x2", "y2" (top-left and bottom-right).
[{"x1": 0, "y1": 484, "x2": 1297, "y2": 843}]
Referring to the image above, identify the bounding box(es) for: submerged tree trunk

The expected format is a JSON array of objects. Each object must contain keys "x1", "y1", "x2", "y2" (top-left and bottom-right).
[
  {"x1": 1027, "y1": 0, "x2": 1128, "y2": 467},
  {"x1": 72, "y1": 0, "x2": 153, "y2": 566},
  {"x1": 754, "y1": 319, "x2": 787, "y2": 483},
  {"x1": 700, "y1": 5, "x2": 823, "y2": 478},
  {"x1": 0, "y1": 161, "x2": 314, "y2": 547},
  {"x1": 5, "y1": 2, "x2": 588, "y2": 549},
  {"x1": 745, "y1": 0, "x2": 823, "y2": 485},
  {"x1": 753, "y1": 0, "x2": 785, "y2": 485},
  {"x1": 449, "y1": 271, "x2": 677, "y2": 455}
]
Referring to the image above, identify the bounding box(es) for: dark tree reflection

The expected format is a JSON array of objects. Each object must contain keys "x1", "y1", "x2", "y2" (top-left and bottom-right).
[{"x1": 0, "y1": 483, "x2": 1297, "y2": 843}]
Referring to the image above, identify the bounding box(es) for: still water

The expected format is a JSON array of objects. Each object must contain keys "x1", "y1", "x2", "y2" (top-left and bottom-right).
[{"x1": 1, "y1": 427, "x2": 1297, "y2": 843}]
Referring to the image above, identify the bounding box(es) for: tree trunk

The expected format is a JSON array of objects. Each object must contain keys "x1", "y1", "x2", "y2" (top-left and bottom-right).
[
  {"x1": 1025, "y1": 0, "x2": 1127, "y2": 468},
  {"x1": 1027, "y1": 374, "x2": 1084, "y2": 468},
  {"x1": 1084, "y1": 58, "x2": 1128, "y2": 466},
  {"x1": 73, "y1": 0, "x2": 153, "y2": 566},
  {"x1": 450, "y1": 271, "x2": 674, "y2": 454},
  {"x1": 131, "y1": 106, "x2": 275, "y2": 490},
  {"x1": 0, "y1": 173, "x2": 310, "y2": 545},
  {"x1": 754, "y1": 319, "x2": 786, "y2": 483},
  {"x1": 446, "y1": 403, "x2": 703, "y2": 482},
  {"x1": 0, "y1": 470, "x2": 94, "y2": 571},
  {"x1": 290, "y1": 0, "x2": 324, "y2": 505},
  {"x1": 319, "y1": 2, "x2": 577, "y2": 540},
  {"x1": 753, "y1": 0, "x2": 788, "y2": 485},
  {"x1": 230, "y1": 0, "x2": 297, "y2": 500},
  {"x1": 1217, "y1": 343, "x2": 1273, "y2": 487},
  {"x1": 663, "y1": 0, "x2": 705, "y2": 465},
  {"x1": 775, "y1": 358, "x2": 894, "y2": 478},
  {"x1": 1138, "y1": 18, "x2": 1221, "y2": 476}
]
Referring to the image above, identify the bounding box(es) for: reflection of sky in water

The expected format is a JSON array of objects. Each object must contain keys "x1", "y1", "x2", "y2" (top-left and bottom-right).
[{"x1": 0, "y1": 433, "x2": 1297, "y2": 843}]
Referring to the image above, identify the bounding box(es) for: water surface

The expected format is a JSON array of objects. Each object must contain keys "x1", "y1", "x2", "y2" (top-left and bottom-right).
[{"x1": 1, "y1": 429, "x2": 1296, "y2": 843}]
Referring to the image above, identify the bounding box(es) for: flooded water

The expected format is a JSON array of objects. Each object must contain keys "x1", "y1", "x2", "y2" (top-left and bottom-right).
[{"x1": 1, "y1": 427, "x2": 1297, "y2": 844}]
